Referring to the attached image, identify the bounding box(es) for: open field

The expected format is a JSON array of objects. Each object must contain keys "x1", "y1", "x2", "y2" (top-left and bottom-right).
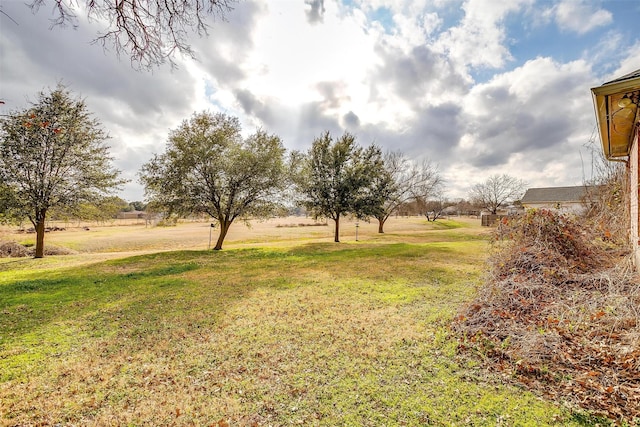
[
  {"x1": 0, "y1": 216, "x2": 464, "y2": 253},
  {"x1": 0, "y1": 217, "x2": 606, "y2": 425}
]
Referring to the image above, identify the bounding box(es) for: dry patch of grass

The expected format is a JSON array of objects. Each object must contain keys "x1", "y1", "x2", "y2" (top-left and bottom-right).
[
  {"x1": 0, "y1": 216, "x2": 481, "y2": 254},
  {"x1": 0, "y1": 241, "x2": 76, "y2": 258},
  {"x1": 1, "y1": 216, "x2": 339, "y2": 254}
]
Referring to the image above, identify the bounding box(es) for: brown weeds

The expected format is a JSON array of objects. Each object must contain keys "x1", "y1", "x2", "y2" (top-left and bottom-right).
[
  {"x1": 453, "y1": 209, "x2": 640, "y2": 422},
  {"x1": 0, "y1": 242, "x2": 30, "y2": 257},
  {"x1": 0, "y1": 241, "x2": 76, "y2": 257}
]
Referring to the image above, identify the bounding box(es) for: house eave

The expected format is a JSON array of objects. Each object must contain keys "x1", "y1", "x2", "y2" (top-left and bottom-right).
[{"x1": 591, "y1": 78, "x2": 640, "y2": 160}]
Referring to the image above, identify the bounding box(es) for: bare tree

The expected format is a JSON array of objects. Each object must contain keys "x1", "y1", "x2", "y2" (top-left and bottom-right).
[
  {"x1": 372, "y1": 151, "x2": 442, "y2": 233},
  {"x1": 420, "y1": 196, "x2": 454, "y2": 222},
  {"x1": 28, "y1": 0, "x2": 235, "y2": 69},
  {"x1": 469, "y1": 174, "x2": 527, "y2": 214}
]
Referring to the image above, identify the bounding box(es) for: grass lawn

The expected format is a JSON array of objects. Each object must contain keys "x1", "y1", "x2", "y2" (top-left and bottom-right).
[{"x1": 0, "y1": 217, "x2": 598, "y2": 425}]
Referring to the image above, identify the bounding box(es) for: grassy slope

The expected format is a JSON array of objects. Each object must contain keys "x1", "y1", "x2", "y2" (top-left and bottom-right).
[{"x1": 0, "y1": 219, "x2": 589, "y2": 426}]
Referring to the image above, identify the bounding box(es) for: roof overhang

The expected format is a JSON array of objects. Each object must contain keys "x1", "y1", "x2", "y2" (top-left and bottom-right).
[{"x1": 591, "y1": 75, "x2": 640, "y2": 160}]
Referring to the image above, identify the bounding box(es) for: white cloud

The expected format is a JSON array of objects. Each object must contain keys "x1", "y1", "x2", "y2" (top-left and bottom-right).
[
  {"x1": 608, "y1": 41, "x2": 640, "y2": 81},
  {"x1": 434, "y1": 0, "x2": 534, "y2": 73},
  {"x1": 548, "y1": 0, "x2": 613, "y2": 35},
  {"x1": 454, "y1": 57, "x2": 595, "y2": 192},
  {"x1": 214, "y1": 2, "x2": 382, "y2": 128},
  {"x1": 0, "y1": 0, "x2": 637, "y2": 203}
]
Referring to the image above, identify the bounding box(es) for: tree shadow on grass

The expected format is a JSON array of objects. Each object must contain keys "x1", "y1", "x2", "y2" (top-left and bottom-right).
[{"x1": 0, "y1": 252, "x2": 252, "y2": 381}]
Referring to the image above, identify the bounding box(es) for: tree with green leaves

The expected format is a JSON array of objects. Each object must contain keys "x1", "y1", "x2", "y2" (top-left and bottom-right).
[
  {"x1": 469, "y1": 174, "x2": 527, "y2": 214},
  {"x1": 139, "y1": 111, "x2": 287, "y2": 250},
  {"x1": 298, "y1": 131, "x2": 384, "y2": 242},
  {"x1": 371, "y1": 151, "x2": 442, "y2": 233},
  {"x1": 0, "y1": 180, "x2": 23, "y2": 226},
  {"x1": 51, "y1": 196, "x2": 129, "y2": 225},
  {"x1": 0, "y1": 85, "x2": 124, "y2": 257},
  {"x1": 128, "y1": 201, "x2": 147, "y2": 212}
]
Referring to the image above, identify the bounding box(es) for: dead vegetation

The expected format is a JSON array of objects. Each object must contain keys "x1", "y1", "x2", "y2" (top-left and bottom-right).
[
  {"x1": 453, "y1": 208, "x2": 640, "y2": 422},
  {"x1": 0, "y1": 241, "x2": 76, "y2": 258},
  {"x1": 275, "y1": 222, "x2": 328, "y2": 228},
  {"x1": 0, "y1": 242, "x2": 31, "y2": 258}
]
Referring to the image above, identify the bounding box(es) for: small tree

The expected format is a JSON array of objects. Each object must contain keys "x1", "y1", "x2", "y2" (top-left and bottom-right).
[
  {"x1": 469, "y1": 174, "x2": 527, "y2": 214},
  {"x1": 421, "y1": 196, "x2": 454, "y2": 222},
  {"x1": 298, "y1": 131, "x2": 384, "y2": 242},
  {"x1": 139, "y1": 111, "x2": 287, "y2": 250},
  {"x1": 0, "y1": 85, "x2": 124, "y2": 258},
  {"x1": 371, "y1": 151, "x2": 442, "y2": 233}
]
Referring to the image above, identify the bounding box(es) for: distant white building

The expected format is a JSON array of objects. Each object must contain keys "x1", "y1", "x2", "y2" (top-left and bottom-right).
[{"x1": 520, "y1": 186, "x2": 592, "y2": 214}]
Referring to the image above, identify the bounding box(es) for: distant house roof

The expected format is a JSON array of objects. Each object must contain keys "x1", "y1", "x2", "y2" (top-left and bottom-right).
[{"x1": 521, "y1": 186, "x2": 590, "y2": 204}]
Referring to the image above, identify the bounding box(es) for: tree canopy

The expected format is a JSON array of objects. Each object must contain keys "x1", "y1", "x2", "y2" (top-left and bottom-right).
[
  {"x1": 51, "y1": 196, "x2": 129, "y2": 224},
  {"x1": 28, "y1": 0, "x2": 236, "y2": 69},
  {"x1": 297, "y1": 131, "x2": 384, "y2": 242},
  {"x1": 0, "y1": 85, "x2": 124, "y2": 257},
  {"x1": 139, "y1": 111, "x2": 287, "y2": 250}
]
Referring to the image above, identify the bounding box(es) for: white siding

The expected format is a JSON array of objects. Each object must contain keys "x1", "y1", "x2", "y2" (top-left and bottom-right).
[{"x1": 521, "y1": 202, "x2": 585, "y2": 214}]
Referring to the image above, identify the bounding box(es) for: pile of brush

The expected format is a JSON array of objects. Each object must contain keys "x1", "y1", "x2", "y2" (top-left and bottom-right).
[{"x1": 454, "y1": 209, "x2": 640, "y2": 422}]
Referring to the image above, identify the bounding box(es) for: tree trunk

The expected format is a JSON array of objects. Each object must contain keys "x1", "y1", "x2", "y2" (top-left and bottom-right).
[
  {"x1": 213, "y1": 219, "x2": 232, "y2": 250},
  {"x1": 334, "y1": 215, "x2": 340, "y2": 242},
  {"x1": 34, "y1": 209, "x2": 47, "y2": 258},
  {"x1": 377, "y1": 217, "x2": 385, "y2": 233}
]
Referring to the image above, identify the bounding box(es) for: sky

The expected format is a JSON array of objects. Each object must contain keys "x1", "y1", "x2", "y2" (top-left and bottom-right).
[{"x1": 1, "y1": 0, "x2": 640, "y2": 202}]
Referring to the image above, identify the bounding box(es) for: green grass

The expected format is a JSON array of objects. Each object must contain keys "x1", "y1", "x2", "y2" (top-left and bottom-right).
[{"x1": 0, "y1": 220, "x2": 601, "y2": 425}]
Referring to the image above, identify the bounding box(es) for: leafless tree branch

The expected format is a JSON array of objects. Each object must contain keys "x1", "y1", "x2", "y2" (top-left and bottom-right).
[{"x1": 28, "y1": 0, "x2": 235, "y2": 69}]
